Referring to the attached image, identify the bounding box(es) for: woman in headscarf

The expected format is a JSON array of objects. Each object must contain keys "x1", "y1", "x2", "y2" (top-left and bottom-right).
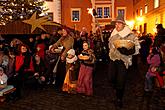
[{"x1": 77, "y1": 41, "x2": 96, "y2": 96}]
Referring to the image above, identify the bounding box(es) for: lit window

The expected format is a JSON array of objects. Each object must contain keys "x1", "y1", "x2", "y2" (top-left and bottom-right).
[
  {"x1": 96, "y1": 5, "x2": 111, "y2": 19},
  {"x1": 144, "y1": 5, "x2": 148, "y2": 14},
  {"x1": 118, "y1": 9, "x2": 125, "y2": 18},
  {"x1": 104, "y1": 7, "x2": 110, "y2": 18},
  {"x1": 154, "y1": 0, "x2": 159, "y2": 8},
  {"x1": 71, "y1": 9, "x2": 80, "y2": 22},
  {"x1": 140, "y1": 8, "x2": 142, "y2": 16},
  {"x1": 97, "y1": 7, "x2": 103, "y2": 18}
]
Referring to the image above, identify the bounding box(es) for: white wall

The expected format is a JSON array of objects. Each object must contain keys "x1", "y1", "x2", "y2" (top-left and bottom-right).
[{"x1": 45, "y1": 0, "x2": 61, "y2": 23}]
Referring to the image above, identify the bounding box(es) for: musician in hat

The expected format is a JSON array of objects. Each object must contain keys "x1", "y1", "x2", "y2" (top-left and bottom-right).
[{"x1": 108, "y1": 15, "x2": 141, "y2": 108}]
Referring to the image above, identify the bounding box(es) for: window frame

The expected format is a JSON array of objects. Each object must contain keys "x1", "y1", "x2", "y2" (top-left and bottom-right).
[
  {"x1": 95, "y1": 4, "x2": 112, "y2": 19},
  {"x1": 116, "y1": 7, "x2": 126, "y2": 20},
  {"x1": 71, "y1": 8, "x2": 81, "y2": 22}
]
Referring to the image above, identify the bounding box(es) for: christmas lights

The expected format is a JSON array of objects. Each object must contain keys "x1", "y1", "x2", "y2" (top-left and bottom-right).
[{"x1": 0, "y1": 0, "x2": 48, "y2": 25}]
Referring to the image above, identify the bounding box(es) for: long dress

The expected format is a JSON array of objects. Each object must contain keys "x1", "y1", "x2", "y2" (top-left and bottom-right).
[
  {"x1": 62, "y1": 57, "x2": 79, "y2": 93},
  {"x1": 76, "y1": 49, "x2": 96, "y2": 96}
]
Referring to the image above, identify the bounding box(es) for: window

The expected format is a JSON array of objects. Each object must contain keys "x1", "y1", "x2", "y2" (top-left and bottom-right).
[
  {"x1": 117, "y1": 9, "x2": 125, "y2": 16},
  {"x1": 104, "y1": 7, "x2": 110, "y2": 18},
  {"x1": 47, "y1": 12, "x2": 53, "y2": 21},
  {"x1": 96, "y1": 5, "x2": 111, "y2": 19},
  {"x1": 117, "y1": 7, "x2": 126, "y2": 19},
  {"x1": 71, "y1": 8, "x2": 80, "y2": 22},
  {"x1": 45, "y1": 0, "x2": 53, "y2": 1},
  {"x1": 140, "y1": 8, "x2": 142, "y2": 16},
  {"x1": 97, "y1": 7, "x2": 103, "y2": 18},
  {"x1": 154, "y1": 0, "x2": 159, "y2": 8},
  {"x1": 144, "y1": 5, "x2": 148, "y2": 14}
]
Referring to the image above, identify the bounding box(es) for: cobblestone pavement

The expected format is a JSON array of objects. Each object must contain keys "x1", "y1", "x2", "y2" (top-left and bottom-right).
[{"x1": 0, "y1": 61, "x2": 165, "y2": 110}]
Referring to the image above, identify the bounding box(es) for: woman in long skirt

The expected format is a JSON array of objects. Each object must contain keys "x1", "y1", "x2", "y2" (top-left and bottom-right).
[{"x1": 77, "y1": 41, "x2": 96, "y2": 96}]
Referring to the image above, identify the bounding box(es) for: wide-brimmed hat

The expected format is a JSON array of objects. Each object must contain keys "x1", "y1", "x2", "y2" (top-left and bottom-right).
[{"x1": 114, "y1": 15, "x2": 126, "y2": 24}]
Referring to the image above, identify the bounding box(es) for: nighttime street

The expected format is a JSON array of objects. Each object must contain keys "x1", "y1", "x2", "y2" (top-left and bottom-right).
[{"x1": 0, "y1": 60, "x2": 165, "y2": 110}]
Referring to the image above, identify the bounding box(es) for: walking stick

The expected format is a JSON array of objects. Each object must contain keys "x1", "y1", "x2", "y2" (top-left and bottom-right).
[{"x1": 53, "y1": 56, "x2": 61, "y2": 73}]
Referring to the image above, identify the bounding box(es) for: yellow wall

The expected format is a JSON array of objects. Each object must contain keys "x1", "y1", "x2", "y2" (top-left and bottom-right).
[{"x1": 133, "y1": 0, "x2": 165, "y2": 35}]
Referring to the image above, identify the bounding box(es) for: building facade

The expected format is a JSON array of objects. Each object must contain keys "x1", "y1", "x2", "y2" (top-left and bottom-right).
[
  {"x1": 60, "y1": 0, "x2": 134, "y2": 33},
  {"x1": 45, "y1": 0, "x2": 61, "y2": 23},
  {"x1": 133, "y1": 0, "x2": 165, "y2": 34},
  {"x1": 61, "y1": 0, "x2": 92, "y2": 32}
]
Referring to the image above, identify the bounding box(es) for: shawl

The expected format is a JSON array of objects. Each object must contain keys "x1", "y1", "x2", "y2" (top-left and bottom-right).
[
  {"x1": 66, "y1": 55, "x2": 78, "y2": 64},
  {"x1": 109, "y1": 26, "x2": 141, "y2": 68}
]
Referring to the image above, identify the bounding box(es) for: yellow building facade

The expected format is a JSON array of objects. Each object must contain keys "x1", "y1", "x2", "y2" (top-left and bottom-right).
[{"x1": 133, "y1": 0, "x2": 165, "y2": 35}]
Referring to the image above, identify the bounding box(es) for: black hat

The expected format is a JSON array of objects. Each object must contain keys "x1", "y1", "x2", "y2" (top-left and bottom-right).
[{"x1": 156, "y1": 24, "x2": 163, "y2": 29}]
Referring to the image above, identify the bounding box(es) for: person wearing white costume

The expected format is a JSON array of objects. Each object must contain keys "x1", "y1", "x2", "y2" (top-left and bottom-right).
[{"x1": 108, "y1": 15, "x2": 141, "y2": 108}]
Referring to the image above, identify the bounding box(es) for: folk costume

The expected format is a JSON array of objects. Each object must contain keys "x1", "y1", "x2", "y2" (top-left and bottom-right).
[
  {"x1": 77, "y1": 48, "x2": 96, "y2": 96},
  {"x1": 51, "y1": 28, "x2": 74, "y2": 89},
  {"x1": 62, "y1": 49, "x2": 80, "y2": 93},
  {"x1": 108, "y1": 15, "x2": 140, "y2": 108}
]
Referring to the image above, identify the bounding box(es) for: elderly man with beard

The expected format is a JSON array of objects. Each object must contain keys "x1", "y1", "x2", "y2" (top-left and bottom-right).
[{"x1": 108, "y1": 15, "x2": 141, "y2": 108}]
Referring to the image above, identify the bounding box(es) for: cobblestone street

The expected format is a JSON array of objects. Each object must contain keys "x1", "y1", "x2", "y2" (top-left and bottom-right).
[{"x1": 0, "y1": 60, "x2": 165, "y2": 110}]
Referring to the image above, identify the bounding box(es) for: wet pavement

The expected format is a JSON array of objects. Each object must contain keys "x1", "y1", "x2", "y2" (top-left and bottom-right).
[{"x1": 0, "y1": 58, "x2": 165, "y2": 110}]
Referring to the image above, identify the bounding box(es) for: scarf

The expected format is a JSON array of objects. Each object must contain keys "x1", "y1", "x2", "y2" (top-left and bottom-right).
[{"x1": 111, "y1": 26, "x2": 132, "y2": 38}]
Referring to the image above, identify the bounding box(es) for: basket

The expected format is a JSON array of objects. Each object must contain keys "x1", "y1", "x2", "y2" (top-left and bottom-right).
[
  {"x1": 0, "y1": 83, "x2": 7, "y2": 89},
  {"x1": 113, "y1": 40, "x2": 135, "y2": 50},
  {"x1": 78, "y1": 54, "x2": 89, "y2": 60}
]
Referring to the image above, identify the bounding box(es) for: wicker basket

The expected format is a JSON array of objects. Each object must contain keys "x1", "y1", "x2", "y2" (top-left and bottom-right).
[
  {"x1": 113, "y1": 40, "x2": 135, "y2": 50},
  {"x1": 0, "y1": 83, "x2": 7, "y2": 89},
  {"x1": 78, "y1": 54, "x2": 90, "y2": 60}
]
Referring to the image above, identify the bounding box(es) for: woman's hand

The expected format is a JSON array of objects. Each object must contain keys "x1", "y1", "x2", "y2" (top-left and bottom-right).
[
  {"x1": 151, "y1": 66, "x2": 157, "y2": 73},
  {"x1": 78, "y1": 55, "x2": 89, "y2": 60},
  {"x1": 34, "y1": 72, "x2": 39, "y2": 76},
  {"x1": 40, "y1": 76, "x2": 45, "y2": 81}
]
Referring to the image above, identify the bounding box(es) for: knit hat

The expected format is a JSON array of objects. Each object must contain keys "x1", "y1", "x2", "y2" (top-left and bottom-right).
[
  {"x1": 115, "y1": 15, "x2": 126, "y2": 24},
  {"x1": 67, "y1": 49, "x2": 75, "y2": 56}
]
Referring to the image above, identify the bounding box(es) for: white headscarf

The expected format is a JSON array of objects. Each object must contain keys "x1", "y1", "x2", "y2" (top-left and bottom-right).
[{"x1": 66, "y1": 49, "x2": 77, "y2": 64}]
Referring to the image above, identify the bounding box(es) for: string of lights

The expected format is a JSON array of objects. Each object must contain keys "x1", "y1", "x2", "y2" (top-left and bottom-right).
[{"x1": 0, "y1": 0, "x2": 48, "y2": 25}]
